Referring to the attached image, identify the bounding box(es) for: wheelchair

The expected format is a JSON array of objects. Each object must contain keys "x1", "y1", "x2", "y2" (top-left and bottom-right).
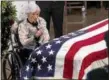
[
  {"x1": 2, "y1": 19, "x2": 42, "y2": 80},
  {"x1": 2, "y1": 26, "x2": 41, "y2": 80},
  {"x1": 2, "y1": 31, "x2": 23, "y2": 80}
]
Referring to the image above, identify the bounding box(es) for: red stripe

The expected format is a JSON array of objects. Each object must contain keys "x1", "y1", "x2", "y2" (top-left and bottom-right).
[
  {"x1": 87, "y1": 20, "x2": 108, "y2": 32},
  {"x1": 63, "y1": 32, "x2": 105, "y2": 78},
  {"x1": 78, "y1": 49, "x2": 108, "y2": 80}
]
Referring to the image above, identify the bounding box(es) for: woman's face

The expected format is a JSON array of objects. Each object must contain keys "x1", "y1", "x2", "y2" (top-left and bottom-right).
[{"x1": 28, "y1": 10, "x2": 40, "y2": 23}]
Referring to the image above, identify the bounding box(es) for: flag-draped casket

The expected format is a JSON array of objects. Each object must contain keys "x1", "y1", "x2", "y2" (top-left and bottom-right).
[{"x1": 20, "y1": 19, "x2": 109, "y2": 80}]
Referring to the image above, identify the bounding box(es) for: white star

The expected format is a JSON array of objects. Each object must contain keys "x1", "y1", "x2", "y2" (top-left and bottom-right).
[
  {"x1": 53, "y1": 38, "x2": 59, "y2": 41},
  {"x1": 47, "y1": 64, "x2": 52, "y2": 71},
  {"x1": 46, "y1": 44, "x2": 52, "y2": 49},
  {"x1": 37, "y1": 64, "x2": 41, "y2": 71},
  {"x1": 55, "y1": 40, "x2": 62, "y2": 44},
  {"x1": 23, "y1": 76, "x2": 28, "y2": 80},
  {"x1": 31, "y1": 58, "x2": 37, "y2": 63},
  {"x1": 36, "y1": 50, "x2": 42, "y2": 55},
  {"x1": 68, "y1": 33, "x2": 72, "y2": 35},
  {"x1": 26, "y1": 65, "x2": 30, "y2": 72},
  {"x1": 62, "y1": 35, "x2": 70, "y2": 38},
  {"x1": 71, "y1": 33, "x2": 77, "y2": 36},
  {"x1": 49, "y1": 50, "x2": 54, "y2": 55},
  {"x1": 41, "y1": 56, "x2": 47, "y2": 63},
  {"x1": 78, "y1": 31, "x2": 84, "y2": 34}
]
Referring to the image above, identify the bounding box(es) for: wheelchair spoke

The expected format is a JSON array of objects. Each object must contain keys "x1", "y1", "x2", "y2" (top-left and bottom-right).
[
  {"x1": 2, "y1": 51, "x2": 23, "y2": 80},
  {"x1": 5, "y1": 68, "x2": 11, "y2": 71},
  {"x1": 5, "y1": 66, "x2": 12, "y2": 79},
  {"x1": 5, "y1": 68, "x2": 12, "y2": 80},
  {"x1": 7, "y1": 73, "x2": 12, "y2": 80},
  {"x1": 5, "y1": 57, "x2": 12, "y2": 72}
]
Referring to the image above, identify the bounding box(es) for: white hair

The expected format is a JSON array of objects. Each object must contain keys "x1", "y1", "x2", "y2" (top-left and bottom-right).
[
  {"x1": 12, "y1": 1, "x2": 40, "y2": 21},
  {"x1": 26, "y1": 1, "x2": 41, "y2": 14}
]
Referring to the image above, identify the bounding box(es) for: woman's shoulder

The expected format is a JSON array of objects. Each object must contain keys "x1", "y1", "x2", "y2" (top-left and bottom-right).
[
  {"x1": 19, "y1": 19, "x2": 28, "y2": 27},
  {"x1": 38, "y1": 17, "x2": 46, "y2": 22},
  {"x1": 18, "y1": 19, "x2": 30, "y2": 30}
]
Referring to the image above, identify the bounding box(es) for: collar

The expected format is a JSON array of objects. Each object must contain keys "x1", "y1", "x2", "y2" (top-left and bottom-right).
[{"x1": 27, "y1": 18, "x2": 38, "y2": 27}]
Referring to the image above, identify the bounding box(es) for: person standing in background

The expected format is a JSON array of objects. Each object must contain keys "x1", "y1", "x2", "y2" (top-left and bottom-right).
[
  {"x1": 103, "y1": 1, "x2": 109, "y2": 10},
  {"x1": 104, "y1": 30, "x2": 109, "y2": 53},
  {"x1": 36, "y1": 1, "x2": 65, "y2": 38}
]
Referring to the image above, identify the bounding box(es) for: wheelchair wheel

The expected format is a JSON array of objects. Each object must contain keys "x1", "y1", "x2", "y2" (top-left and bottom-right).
[{"x1": 2, "y1": 51, "x2": 23, "y2": 80}]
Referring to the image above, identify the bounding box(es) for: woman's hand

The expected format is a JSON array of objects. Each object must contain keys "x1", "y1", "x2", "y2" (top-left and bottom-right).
[
  {"x1": 43, "y1": 35, "x2": 49, "y2": 41},
  {"x1": 35, "y1": 29, "x2": 43, "y2": 37}
]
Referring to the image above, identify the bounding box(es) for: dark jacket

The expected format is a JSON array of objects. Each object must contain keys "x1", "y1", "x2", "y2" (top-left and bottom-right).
[
  {"x1": 36, "y1": 1, "x2": 65, "y2": 9},
  {"x1": 104, "y1": 30, "x2": 109, "y2": 52}
]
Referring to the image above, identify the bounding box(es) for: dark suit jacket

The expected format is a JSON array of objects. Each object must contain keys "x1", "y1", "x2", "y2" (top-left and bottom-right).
[
  {"x1": 36, "y1": 1, "x2": 65, "y2": 9},
  {"x1": 104, "y1": 30, "x2": 109, "y2": 52}
]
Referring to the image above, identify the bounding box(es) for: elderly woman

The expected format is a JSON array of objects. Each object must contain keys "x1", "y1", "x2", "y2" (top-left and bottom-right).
[
  {"x1": 12, "y1": 1, "x2": 50, "y2": 64},
  {"x1": 18, "y1": 1, "x2": 50, "y2": 48}
]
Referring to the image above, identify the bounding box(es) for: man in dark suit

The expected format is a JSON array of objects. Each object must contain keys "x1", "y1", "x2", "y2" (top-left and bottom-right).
[
  {"x1": 36, "y1": 1, "x2": 65, "y2": 38},
  {"x1": 105, "y1": 30, "x2": 109, "y2": 52},
  {"x1": 87, "y1": 1, "x2": 101, "y2": 9},
  {"x1": 103, "y1": 1, "x2": 109, "y2": 10}
]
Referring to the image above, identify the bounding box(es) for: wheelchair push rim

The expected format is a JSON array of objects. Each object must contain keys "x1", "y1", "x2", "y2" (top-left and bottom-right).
[{"x1": 2, "y1": 51, "x2": 23, "y2": 80}]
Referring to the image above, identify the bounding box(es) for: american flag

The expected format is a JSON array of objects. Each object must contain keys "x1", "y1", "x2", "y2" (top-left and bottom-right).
[{"x1": 20, "y1": 19, "x2": 109, "y2": 80}]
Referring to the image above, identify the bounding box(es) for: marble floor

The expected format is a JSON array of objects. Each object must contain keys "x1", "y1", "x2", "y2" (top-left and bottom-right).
[{"x1": 49, "y1": 7, "x2": 108, "y2": 39}]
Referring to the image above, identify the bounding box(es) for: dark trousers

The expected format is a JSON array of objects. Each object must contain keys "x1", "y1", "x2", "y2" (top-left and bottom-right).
[
  {"x1": 18, "y1": 49, "x2": 33, "y2": 65},
  {"x1": 87, "y1": 1, "x2": 101, "y2": 8},
  {"x1": 103, "y1": 1, "x2": 109, "y2": 9},
  {"x1": 87, "y1": 31, "x2": 109, "y2": 80},
  {"x1": 37, "y1": 1, "x2": 64, "y2": 38},
  {"x1": 104, "y1": 30, "x2": 109, "y2": 53},
  {"x1": 87, "y1": 65, "x2": 109, "y2": 80}
]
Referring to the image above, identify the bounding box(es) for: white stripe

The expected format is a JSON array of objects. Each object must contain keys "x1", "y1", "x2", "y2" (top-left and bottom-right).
[
  {"x1": 79, "y1": 19, "x2": 108, "y2": 31},
  {"x1": 34, "y1": 76, "x2": 68, "y2": 79},
  {"x1": 54, "y1": 24, "x2": 108, "y2": 77},
  {"x1": 83, "y1": 58, "x2": 108, "y2": 79},
  {"x1": 73, "y1": 40, "x2": 107, "y2": 79},
  {"x1": 68, "y1": 19, "x2": 108, "y2": 35}
]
